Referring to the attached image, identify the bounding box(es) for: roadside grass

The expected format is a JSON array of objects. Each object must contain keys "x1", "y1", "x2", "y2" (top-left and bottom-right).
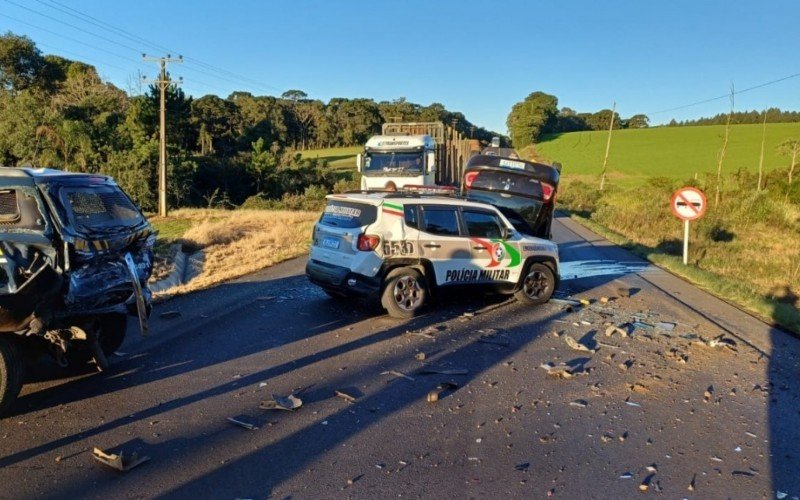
[
  {"x1": 149, "y1": 209, "x2": 319, "y2": 296},
  {"x1": 535, "y1": 122, "x2": 800, "y2": 185},
  {"x1": 558, "y1": 176, "x2": 800, "y2": 335},
  {"x1": 301, "y1": 146, "x2": 361, "y2": 171}
]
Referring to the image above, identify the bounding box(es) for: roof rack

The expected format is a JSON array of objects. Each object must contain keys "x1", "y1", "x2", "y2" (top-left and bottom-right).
[{"x1": 342, "y1": 186, "x2": 465, "y2": 199}]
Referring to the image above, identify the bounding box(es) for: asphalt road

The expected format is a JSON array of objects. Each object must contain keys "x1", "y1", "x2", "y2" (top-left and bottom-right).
[{"x1": 1, "y1": 214, "x2": 798, "y2": 499}]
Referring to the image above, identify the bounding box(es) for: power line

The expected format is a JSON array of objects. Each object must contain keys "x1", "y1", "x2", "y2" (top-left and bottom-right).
[
  {"x1": 0, "y1": 13, "x2": 236, "y2": 96},
  {"x1": 647, "y1": 71, "x2": 800, "y2": 116},
  {"x1": 2, "y1": 0, "x2": 143, "y2": 54},
  {"x1": 30, "y1": 0, "x2": 284, "y2": 94},
  {"x1": 0, "y1": 13, "x2": 143, "y2": 65}
]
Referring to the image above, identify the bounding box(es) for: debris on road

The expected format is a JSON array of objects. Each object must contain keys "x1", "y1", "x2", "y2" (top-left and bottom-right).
[
  {"x1": 514, "y1": 462, "x2": 530, "y2": 471},
  {"x1": 227, "y1": 417, "x2": 258, "y2": 430},
  {"x1": 381, "y1": 370, "x2": 415, "y2": 382},
  {"x1": 261, "y1": 393, "x2": 303, "y2": 411},
  {"x1": 569, "y1": 399, "x2": 588, "y2": 408},
  {"x1": 640, "y1": 473, "x2": 655, "y2": 491},
  {"x1": 417, "y1": 367, "x2": 469, "y2": 375},
  {"x1": 415, "y1": 352, "x2": 426, "y2": 361},
  {"x1": 655, "y1": 321, "x2": 676, "y2": 331},
  {"x1": 632, "y1": 321, "x2": 654, "y2": 330},
  {"x1": 335, "y1": 390, "x2": 358, "y2": 404},
  {"x1": 540, "y1": 362, "x2": 584, "y2": 379},
  {"x1": 599, "y1": 296, "x2": 610, "y2": 304},
  {"x1": 477, "y1": 331, "x2": 511, "y2": 347},
  {"x1": 620, "y1": 472, "x2": 633, "y2": 479},
  {"x1": 624, "y1": 398, "x2": 642, "y2": 407},
  {"x1": 92, "y1": 447, "x2": 150, "y2": 472},
  {"x1": 550, "y1": 298, "x2": 581, "y2": 307},
  {"x1": 427, "y1": 382, "x2": 458, "y2": 403},
  {"x1": 579, "y1": 298, "x2": 591, "y2": 306},
  {"x1": 704, "y1": 386, "x2": 714, "y2": 403},
  {"x1": 159, "y1": 310, "x2": 181, "y2": 320},
  {"x1": 604, "y1": 324, "x2": 629, "y2": 338},
  {"x1": 564, "y1": 335, "x2": 596, "y2": 353}
]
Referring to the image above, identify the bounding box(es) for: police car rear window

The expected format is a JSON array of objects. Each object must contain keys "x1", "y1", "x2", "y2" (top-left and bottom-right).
[
  {"x1": 469, "y1": 171, "x2": 541, "y2": 198},
  {"x1": 320, "y1": 200, "x2": 377, "y2": 228}
]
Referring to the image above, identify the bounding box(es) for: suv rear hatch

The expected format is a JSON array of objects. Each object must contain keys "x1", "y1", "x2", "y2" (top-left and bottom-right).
[{"x1": 312, "y1": 197, "x2": 379, "y2": 268}]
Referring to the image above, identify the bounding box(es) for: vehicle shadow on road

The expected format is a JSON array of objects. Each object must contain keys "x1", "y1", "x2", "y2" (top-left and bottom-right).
[
  {"x1": 0, "y1": 271, "x2": 535, "y2": 471},
  {"x1": 37, "y1": 299, "x2": 582, "y2": 498},
  {"x1": 769, "y1": 286, "x2": 800, "y2": 496}
]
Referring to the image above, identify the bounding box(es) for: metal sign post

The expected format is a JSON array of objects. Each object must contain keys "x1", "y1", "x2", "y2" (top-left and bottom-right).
[{"x1": 670, "y1": 187, "x2": 707, "y2": 265}]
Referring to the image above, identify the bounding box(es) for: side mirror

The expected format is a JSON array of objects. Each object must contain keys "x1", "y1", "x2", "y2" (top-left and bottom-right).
[
  {"x1": 426, "y1": 151, "x2": 436, "y2": 174},
  {"x1": 500, "y1": 226, "x2": 511, "y2": 240},
  {"x1": 553, "y1": 161, "x2": 562, "y2": 173},
  {"x1": 356, "y1": 153, "x2": 364, "y2": 173}
]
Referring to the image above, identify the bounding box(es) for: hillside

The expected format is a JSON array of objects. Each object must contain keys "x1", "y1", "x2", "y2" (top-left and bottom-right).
[{"x1": 535, "y1": 123, "x2": 800, "y2": 182}]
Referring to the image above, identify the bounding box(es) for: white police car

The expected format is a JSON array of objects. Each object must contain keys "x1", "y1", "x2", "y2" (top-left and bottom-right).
[{"x1": 306, "y1": 192, "x2": 559, "y2": 318}]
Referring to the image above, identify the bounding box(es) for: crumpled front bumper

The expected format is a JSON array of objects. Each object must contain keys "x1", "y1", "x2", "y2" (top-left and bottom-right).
[{"x1": 66, "y1": 250, "x2": 153, "y2": 316}]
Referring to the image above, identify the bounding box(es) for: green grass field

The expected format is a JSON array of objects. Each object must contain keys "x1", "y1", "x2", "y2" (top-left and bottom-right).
[
  {"x1": 535, "y1": 123, "x2": 800, "y2": 185},
  {"x1": 300, "y1": 146, "x2": 361, "y2": 171}
]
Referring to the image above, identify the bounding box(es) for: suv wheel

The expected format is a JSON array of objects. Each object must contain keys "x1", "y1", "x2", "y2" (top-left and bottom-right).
[
  {"x1": 381, "y1": 268, "x2": 427, "y2": 319},
  {"x1": 515, "y1": 263, "x2": 555, "y2": 305},
  {"x1": 0, "y1": 336, "x2": 24, "y2": 417}
]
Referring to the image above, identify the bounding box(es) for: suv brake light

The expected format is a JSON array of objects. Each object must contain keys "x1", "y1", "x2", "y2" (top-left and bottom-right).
[
  {"x1": 541, "y1": 182, "x2": 554, "y2": 201},
  {"x1": 357, "y1": 234, "x2": 380, "y2": 251},
  {"x1": 464, "y1": 171, "x2": 479, "y2": 189}
]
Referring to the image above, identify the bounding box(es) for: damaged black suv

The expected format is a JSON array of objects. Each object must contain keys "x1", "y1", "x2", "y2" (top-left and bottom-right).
[{"x1": 0, "y1": 167, "x2": 154, "y2": 416}]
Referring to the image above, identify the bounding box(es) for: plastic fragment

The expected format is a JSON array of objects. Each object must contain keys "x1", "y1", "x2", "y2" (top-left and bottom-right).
[
  {"x1": 335, "y1": 390, "x2": 357, "y2": 403},
  {"x1": 227, "y1": 417, "x2": 258, "y2": 430},
  {"x1": 381, "y1": 370, "x2": 415, "y2": 381},
  {"x1": 261, "y1": 393, "x2": 303, "y2": 411},
  {"x1": 92, "y1": 447, "x2": 150, "y2": 472},
  {"x1": 564, "y1": 335, "x2": 596, "y2": 353}
]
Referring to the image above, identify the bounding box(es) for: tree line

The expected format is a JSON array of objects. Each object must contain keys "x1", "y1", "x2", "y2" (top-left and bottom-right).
[
  {"x1": 506, "y1": 91, "x2": 650, "y2": 148},
  {"x1": 666, "y1": 108, "x2": 800, "y2": 127},
  {"x1": 0, "y1": 32, "x2": 502, "y2": 211}
]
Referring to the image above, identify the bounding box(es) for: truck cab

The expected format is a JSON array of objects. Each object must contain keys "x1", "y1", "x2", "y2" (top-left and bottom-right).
[{"x1": 356, "y1": 135, "x2": 437, "y2": 191}]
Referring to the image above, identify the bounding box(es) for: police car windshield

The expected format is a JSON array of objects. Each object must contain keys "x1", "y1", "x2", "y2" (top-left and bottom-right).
[
  {"x1": 320, "y1": 200, "x2": 377, "y2": 228},
  {"x1": 364, "y1": 152, "x2": 423, "y2": 175}
]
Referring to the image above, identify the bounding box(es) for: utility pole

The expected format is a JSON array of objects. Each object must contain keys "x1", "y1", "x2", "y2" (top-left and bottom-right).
[
  {"x1": 599, "y1": 101, "x2": 616, "y2": 191},
  {"x1": 143, "y1": 54, "x2": 182, "y2": 217}
]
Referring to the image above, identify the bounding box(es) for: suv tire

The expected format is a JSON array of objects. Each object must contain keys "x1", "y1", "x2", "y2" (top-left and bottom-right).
[
  {"x1": 515, "y1": 262, "x2": 555, "y2": 305},
  {"x1": 381, "y1": 268, "x2": 427, "y2": 319},
  {"x1": 0, "y1": 336, "x2": 24, "y2": 417}
]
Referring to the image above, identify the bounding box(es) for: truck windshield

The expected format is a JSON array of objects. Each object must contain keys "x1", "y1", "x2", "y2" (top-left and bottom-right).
[
  {"x1": 364, "y1": 151, "x2": 423, "y2": 175},
  {"x1": 57, "y1": 185, "x2": 145, "y2": 234}
]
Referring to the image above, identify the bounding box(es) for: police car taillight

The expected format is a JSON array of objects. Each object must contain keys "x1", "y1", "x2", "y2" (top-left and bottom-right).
[
  {"x1": 464, "y1": 171, "x2": 479, "y2": 189},
  {"x1": 357, "y1": 234, "x2": 380, "y2": 251},
  {"x1": 541, "y1": 182, "x2": 555, "y2": 201}
]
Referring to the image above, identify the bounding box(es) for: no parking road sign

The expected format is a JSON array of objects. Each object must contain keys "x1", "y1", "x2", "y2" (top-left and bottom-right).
[
  {"x1": 670, "y1": 187, "x2": 707, "y2": 265},
  {"x1": 670, "y1": 187, "x2": 707, "y2": 221}
]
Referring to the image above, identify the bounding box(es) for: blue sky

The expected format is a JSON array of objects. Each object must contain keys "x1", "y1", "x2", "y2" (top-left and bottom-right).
[{"x1": 1, "y1": 0, "x2": 798, "y2": 134}]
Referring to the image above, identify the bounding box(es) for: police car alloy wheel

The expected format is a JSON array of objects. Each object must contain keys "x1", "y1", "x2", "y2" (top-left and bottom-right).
[
  {"x1": 515, "y1": 263, "x2": 555, "y2": 305},
  {"x1": 381, "y1": 268, "x2": 427, "y2": 318}
]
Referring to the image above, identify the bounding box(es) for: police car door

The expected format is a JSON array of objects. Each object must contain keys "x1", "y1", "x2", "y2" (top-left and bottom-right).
[
  {"x1": 462, "y1": 208, "x2": 521, "y2": 284},
  {"x1": 417, "y1": 205, "x2": 473, "y2": 286}
]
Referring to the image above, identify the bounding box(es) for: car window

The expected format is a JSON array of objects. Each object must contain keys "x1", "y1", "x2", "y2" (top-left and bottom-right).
[
  {"x1": 404, "y1": 205, "x2": 419, "y2": 229},
  {"x1": 0, "y1": 189, "x2": 20, "y2": 224},
  {"x1": 421, "y1": 207, "x2": 460, "y2": 236},
  {"x1": 320, "y1": 200, "x2": 377, "y2": 228},
  {"x1": 463, "y1": 210, "x2": 503, "y2": 239}
]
